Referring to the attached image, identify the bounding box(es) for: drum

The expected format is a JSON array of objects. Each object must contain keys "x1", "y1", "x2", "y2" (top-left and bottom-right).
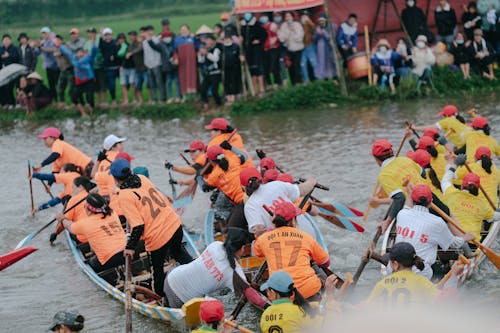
[{"x1": 347, "y1": 52, "x2": 370, "y2": 79}]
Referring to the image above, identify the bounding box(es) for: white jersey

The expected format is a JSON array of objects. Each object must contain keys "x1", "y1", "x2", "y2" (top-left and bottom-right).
[
  {"x1": 395, "y1": 205, "x2": 457, "y2": 279},
  {"x1": 166, "y1": 241, "x2": 245, "y2": 302},
  {"x1": 244, "y1": 181, "x2": 300, "y2": 233}
]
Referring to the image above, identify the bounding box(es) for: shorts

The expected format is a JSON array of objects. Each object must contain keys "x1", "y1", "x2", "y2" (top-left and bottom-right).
[
  {"x1": 120, "y1": 68, "x2": 135, "y2": 86},
  {"x1": 134, "y1": 70, "x2": 148, "y2": 90},
  {"x1": 94, "y1": 68, "x2": 107, "y2": 92}
]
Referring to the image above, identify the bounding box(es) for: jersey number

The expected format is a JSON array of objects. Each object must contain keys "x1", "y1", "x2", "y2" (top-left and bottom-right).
[
  {"x1": 100, "y1": 220, "x2": 123, "y2": 236},
  {"x1": 141, "y1": 188, "x2": 167, "y2": 218},
  {"x1": 380, "y1": 287, "x2": 411, "y2": 306},
  {"x1": 269, "y1": 240, "x2": 302, "y2": 269}
]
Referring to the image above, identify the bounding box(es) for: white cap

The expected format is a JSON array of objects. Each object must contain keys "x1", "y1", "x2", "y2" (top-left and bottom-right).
[
  {"x1": 103, "y1": 135, "x2": 126, "y2": 150},
  {"x1": 40, "y1": 27, "x2": 51, "y2": 33},
  {"x1": 102, "y1": 27, "x2": 112, "y2": 35}
]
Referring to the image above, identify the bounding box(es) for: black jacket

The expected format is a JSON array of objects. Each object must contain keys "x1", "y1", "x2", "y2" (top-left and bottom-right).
[
  {"x1": 434, "y1": 8, "x2": 457, "y2": 36},
  {"x1": 401, "y1": 4, "x2": 428, "y2": 43},
  {"x1": 99, "y1": 38, "x2": 119, "y2": 68},
  {"x1": 0, "y1": 44, "x2": 20, "y2": 67},
  {"x1": 18, "y1": 44, "x2": 38, "y2": 72}
]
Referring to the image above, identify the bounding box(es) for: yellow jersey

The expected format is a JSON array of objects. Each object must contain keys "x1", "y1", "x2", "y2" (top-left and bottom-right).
[
  {"x1": 430, "y1": 154, "x2": 447, "y2": 181},
  {"x1": 367, "y1": 270, "x2": 438, "y2": 307},
  {"x1": 436, "y1": 117, "x2": 469, "y2": 147},
  {"x1": 260, "y1": 299, "x2": 318, "y2": 333},
  {"x1": 463, "y1": 131, "x2": 500, "y2": 163},
  {"x1": 455, "y1": 162, "x2": 500, "y2": 210},
  {"x1": 378, "y1": 157, "x2": 426, "y2": 198},
  {"x1": 191, "y1": 326, "x2": 217, "y2": 333}
]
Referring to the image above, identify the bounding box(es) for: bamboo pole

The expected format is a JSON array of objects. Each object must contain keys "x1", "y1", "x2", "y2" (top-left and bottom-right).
[{"x1": 364, "y1": 25, "x2": 373, "y2": 86}]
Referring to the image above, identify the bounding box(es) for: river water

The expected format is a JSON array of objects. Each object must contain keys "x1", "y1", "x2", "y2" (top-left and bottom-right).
[{"x1": 1, "y1": 94, "x2": 499, "y2": 332}]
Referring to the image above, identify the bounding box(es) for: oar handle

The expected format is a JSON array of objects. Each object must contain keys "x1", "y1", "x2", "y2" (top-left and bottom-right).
[
  {"x1": 352, "y1": 226, "x2": 383, "y2": 284},
  {"x1": 28, "y1": 160, "x2": 35, "y2": 216},
  {"x1": 224, "y1": 320, "x2": 255, "y2": 333},
  {"x1": 362, "y1": 181, "x2": 380, "y2": 223},
  {"x1": 468, "y1": 108, "x2": 477, "y2": 118},
  {"x1": 298, "y1": 178, "x2": 329, "y2": 191},
  {"x1": 464, "y1": 162, "x2": 497, "y2": 210},
  {"x1": 179, "y1": 153, "x2": 192, "y2": 166},
  {"x1": 436, "y1": 255, "x2": 470, "y2": 289},
  {"x1": 405, "y1": 121, "x2": 421, "y2": 139}
]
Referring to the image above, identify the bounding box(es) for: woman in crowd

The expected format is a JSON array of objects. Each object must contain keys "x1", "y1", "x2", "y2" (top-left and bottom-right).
[
  {"x1": 449, "y1": 32, "x2": 472, "y2": 79},
  {"x1": 241, "y1": 12, "x2": 267, "y2": 94},
  {"x1": 461, "y1": 2, "x2": 482, "y2": 41},
  {"x1": 278, "y1": 12, "x2": 304, "y2": 85},
  {"x1": 222, "y1": 32, "x2": 241, "y2": 105},
  {"x1": 468, "y1": 29, "x2": 496, "y2": 80},
  {"x1": 17, "y1": 72, "x2": 52, "y2": 113},
  {"x1": 314, "y1": 13, "x2": 336, "y2": 80},
  {"x1": 300, "y1": 12, "x2": 317, "y2": 83},
  {"x1": 394, "y1": 38, "x2": 413, "y2": 79},
  {"x1": 371, "y1": 39, "x2": 401, "y2": 94},
  {"x1": 262, "y1": 13, "x2": 283, "y2": 89},
  {"x1": 336, "y1": 13, "x2": 358, "y2": 60},
  {"x1": 411, "y1": 35, "x2": 436, "y2": 89}
]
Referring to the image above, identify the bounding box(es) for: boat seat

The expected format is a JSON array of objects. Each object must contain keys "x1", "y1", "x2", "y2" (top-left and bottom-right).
[{"x1": 436, "y1": 249, "x2": 460, "y2": 261}]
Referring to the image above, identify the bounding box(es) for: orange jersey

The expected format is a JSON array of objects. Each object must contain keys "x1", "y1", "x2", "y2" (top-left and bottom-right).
[
  {"x1": 64, "y1": 190, "x2": 88, "y2": 223},
  {"x1": 205, "y1": 154, "x2": 244, "y2": 204},
  {"x1": 208, "y1": 133, "x2": 254, "y2": 169},
  {"x1": 94, "y1": 151, "x2": 118, "y2": 196},
  {"x1": 54, "y1": 171, "x2": 80, "y2": 199},
  {"x1": 254, "y1": 226, "x2": 329, "y2": 299},
  {"x1": 194, "y1": 154, "x2": 208, "y2": 167},
  {"x1": 71, "y1": 212, "x2": 126, "y2": 264},
  {"x1": 117, "y1": 175, "x2": 181, "y2": 251},
  {"x1": 51, "y1": 139, "x2": 92, "y2": 173}
]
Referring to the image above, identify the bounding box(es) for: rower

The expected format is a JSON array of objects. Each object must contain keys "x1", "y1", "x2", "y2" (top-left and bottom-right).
[
  {"x1": 260, "y1": 270, "x2": 319, "y2": 333},
  {"x1": 412, "y1": 105, "x2": 470, "y2": 150},
  {"x1": 32, "y1": 163, "x2": 83, "y2": 213},
  {"x1": 57, "y1": 193, "x2": 126, "y2": 273},
  {"x1": 406, "y1": 149, "x2": 444, "y2": 202},
  {"x1": 163, "y1": 228, "x2": 268, "y2": 309},
  {"x1": 91, "y1": 134, "x2": 126, "y2": 197},
  {"x1": 204, "y1": 117, "x2": 254, "y2": 169},
  {"x1": 415, "y1": 136, "x2": 447, "y2": 180},
  {"x1": 394, "y1": 184, "x2": 474, "y2": 279},
  {"x1": 33, "y1": 127, "x2": 93, "y2": 177},
  {"x1": 191, "y1": 300, "x2": 226, "y2": 333},
  {"x1": 253, "y1": 200, "x2": 330, "y2": 301},
  {"x1": 463, "y1": 116, "x2": 500, "y2": 163},
  {"x1": 259, "y1": 157, "x2": 276, "y2": 176},
  {"x1": 48, "y1": 310, "x2": 85, "y2": 332},
  {"x1": 262, "y1": 169, "x2": 279, "y2": 183},
  {"x1": 110, "y1": 158, "x2": 193, "y2": 296},
  {"x1": 368, "y1": 242, "x2": 464, "y2": 307},
  {"x1": 239, "y1": 167, "x2": 317, "y2": 237},
  {"x1": 164, "y1": 140, "x2": 207, "y2": 183}
]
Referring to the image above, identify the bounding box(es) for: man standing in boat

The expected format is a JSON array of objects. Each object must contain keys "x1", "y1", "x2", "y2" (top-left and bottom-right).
[{"x1": 109, "y1": 158, "x2": 193, "y2": 296}]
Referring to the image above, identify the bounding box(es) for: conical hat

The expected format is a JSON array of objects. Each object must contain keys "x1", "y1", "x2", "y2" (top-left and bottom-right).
[
  {"x1": 195, "y1": 24, "x2": 213, "y2": 36},
  {"x1": 27, "y1": 72, "x2": 42, "y2": 81}
]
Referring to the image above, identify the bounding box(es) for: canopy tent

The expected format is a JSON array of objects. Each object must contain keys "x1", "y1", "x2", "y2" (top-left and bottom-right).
[{"x1": 232, "y1": 0, "x2": 324, "y2": 14}]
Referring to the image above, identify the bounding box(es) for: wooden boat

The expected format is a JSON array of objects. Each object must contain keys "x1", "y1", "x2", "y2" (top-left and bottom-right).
[
  {"x1": 380, "y1": 219, "x2": 500, "y2": 284},
  {"x1": 64, "y1": 229, "x2": 202, "y2": 329}
]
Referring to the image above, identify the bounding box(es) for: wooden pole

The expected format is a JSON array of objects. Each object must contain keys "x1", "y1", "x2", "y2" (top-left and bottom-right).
[
  {"x1": 323, "y1": 0, "x2": 348, "y2": 97},
  {"x1": 125, "y1": 228, "x2": 133, "y2": 333},
  {"x1": 28, "y1": 161, "x2": 34, "y2": 216},
  {"x1": 364, "y1": 25, "x2": 373, "y2": 86}
]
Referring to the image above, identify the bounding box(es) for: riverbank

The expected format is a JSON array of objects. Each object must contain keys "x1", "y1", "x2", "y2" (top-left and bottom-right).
[{"x1": 1, "y1": 67, "x2": 498, "y2": 122}]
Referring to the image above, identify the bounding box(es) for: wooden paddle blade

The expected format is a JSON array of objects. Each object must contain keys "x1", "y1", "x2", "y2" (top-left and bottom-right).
[
  {"x1": 318, "y1": 212, "x2": 364, "y2": 232},
  {"x1": 345, "y1": 205, "x2": 364, "y2": 217},
  {"x1": 478, "y1": 243, "x2": 500, "y2": 271},
  {"x1": 0, "y1": 246, "x2": 38, "y2": 271},
  {"x1": 332, "y1": 202, "x2": 362, "y2": 217},
  {"x1": 14, "y1": 232, "x2": 36, "y2": 250}
]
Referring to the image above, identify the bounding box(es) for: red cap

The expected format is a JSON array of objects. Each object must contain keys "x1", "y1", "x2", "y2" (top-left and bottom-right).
[
  {"x1": 38, "y1": 127, "x2": 61, "y2": 139},
  {"x1": 263, "y1": 169, "x2": 279, "y2": 183},
  {"x1": 115, "y1": 152, "x2": 135, "y2": 162},
  {"x1": 437, "y1": 105, "x2": 458, "y2": 117},
  {"x1": 406, "y1": 149, "x2": 431, "y2": 168},
  {"x1": 474, "y1": 146, "x2": 492, "y2": 160},
  {"x1": 206, "y1": 145, "x2": 224, "y2": 161},
  {"x1": 199, "y1": 300, "x2": 224, "y2": 323},
  {"x1": 273, "y1": 200, "x2": 302, "y2": 221},
  {"x1": 184, "y1": 140, "x2": 206, "y2": 153},
  {"x1": 277, "y1": 173, "x2": 294, "y2": 184},
  {"x1": 371, "y1": 139, "x2": 393, "y2": 157},
  {"x1": 423, "y1": 128, "x2": 439, "y2": 139},
  {"x1": 468, "y1": 116, "x2": 488, "y2": 129},
  {"x1": 416, "y1": 136, "x2": 435, "y2": 149},
  {"x1": 204, "y1": 118, "x2": 229, "y2": 131},
  {"x1": 260, "y1": 157, "x2": 276, "y2": 171},
  {"x1": 411, "y1": 184, "x2": 433, "y2": 204},
  {"x1": 462, "y1": 173, "x2": 480, "y2": 188},
  {"x1": 240, "y1": 167, "x2": 262, "y2": 186}
]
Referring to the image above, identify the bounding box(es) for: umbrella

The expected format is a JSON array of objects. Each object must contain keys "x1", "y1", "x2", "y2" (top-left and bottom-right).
[{"x1": 0, "y1": 64, "x2": 29, "y2": 87}]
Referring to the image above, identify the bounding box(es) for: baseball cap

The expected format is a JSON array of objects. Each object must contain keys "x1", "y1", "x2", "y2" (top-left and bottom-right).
[
  {"x1": 437, "y1": 105, "x2": 458, "y2": 117},
  {"x1": 103, "y1": 134, "x2": 126, "y2": 150},
  {"x1": 206, "y1": 145, "x2": 224, "y2": 161},
  {"x1": 371, "y1": 139, "x2": 393, "y2": 157},
  {"x1": 406, "y1": 149, "x2": 431, "y2": 168},
  {"x1": 102, "y1": 27, "x2": 113, "y2": 35},
  {"x1": 115, "y1": 152, "x2": 134, "y2": 162},
  {"x1": 381, "y1": 242, "x2": 417, "y2": 268},
  {"x1": 220, "y1": 12, "x2": 230, "y2": 21},
  {"x1": 199, "y1": 300, "x2": 224, "y2": 323},
  {"x1": 69, "y1": 28, "x2": 79, "y2": 34},
  {"x1": 109, "y1": 158, "x2": 131, "y2": 177},
  {"x1": 277, "y1": 173, "x2": 294, "y2": 184},
  {"x1": 474, "y1": 146, "x2": 492, "y2": 160},
  {"x1": 462, "y1": 173, "x2": 480, "y2": 188},
  {"x1": 423, "y1": 128, "x2": 439, "y2": 139},
  {"x1": 116, "y1": 32, "x2": 126, "y2": 40},
  {"x1": 38, "y1": 127, "x2": 61, "y2": 139},
  {"x1": 87, "y1": 27, "x2": 97, "y2": 33},
  {"x1": 49, "y1": 311, "x2": 84, "y2": 331},
  {"x1": 40, "y1": 26, "x2": 51, "y2": 33},
  {"x1": 184, "y1": 140, "x2": 206, "y2": 153},
  {"x1": 161, "y1": 18, "x2": 170, "y2": 25},
  {"x1": 133, "y1": 166, "x2": 149, "y2": 178},
  {"x1": 273, "y1": 200, "x2": 301, "y2": 221},
  {"x1": 416, "y1": 136, "x2": 435, "y2": 150},
  {"x1": 263, "y1": 169, "x2": 279, "y2": 183},
  {"x1": 411, "y1": 184, "x2": 433, "y2": 204},
  {"x1": 468, "y1": 116, "x2": 488, "y2": 129},
  {"x1": 260, "y1": 270, "x2": 294, "y2": 293},
  {"x1": 205, "y1": 118, "x2": 229, "y2": 131},
  {"x1": 17, "y1": 32, "x2": 28, "y2": 41},
  {"x1": 240, "y1": 167, "x2": 262, "y2": 186},
  {"x1": 260, "y1": 157, "x2": 276, "y2": 170}
]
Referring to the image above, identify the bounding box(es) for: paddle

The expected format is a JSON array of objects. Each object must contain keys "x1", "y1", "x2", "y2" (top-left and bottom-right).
[
  {"x1": 468, "y1": 108, "x2": 477, "y2": 118},
  {"x1": 28, "y1": 160, "x2": 35, "y2": 216},
  {"x1": 315, "y1": 208, "x2": 365, "y2": 233},
  {"x1": 298, "y1": 178, "x2": 330, "y2": 191},
  {"x1": 464, "y1": 162, "x2": 498, "y2": 211},
  {"x1": 362, "y1": 129, "x2": 408, "y2": 223},
  {"x1": 168, "y1": 171, "x2": 177, "y2": 199},
  {"x1": 0, "y1": 246, "x2": 38, "y2": 272},
  {"x1": 179, "y1": 153, "x2": 192, "y2": 166},
  {"x1": 230, "y1": 261, "x2": 268, "y2": 320},
  {"x1": 428, "y1": 201, "x2": 500, "y2": 271},
  {"x1": 311, "y1": 195, "x2": 363, "y2": 217},
  {"x1": 14, "y1": 195, "x2": 87, "y2": 250},
  {"x1": 436, "y1": 255, "x2": 470, "y2": 289},
  {"x1": 223, "y1": 320, "x2": 255, "y2": 333},
  {"x1": 124, "y1": 244, "x2": 133, "y2": 333},
  {"x1": 352, "y1": 226, "x2": 383, "y2": 286},
  {"x1": 40, "y1": 180, "x2": 55, "y2": 199}
]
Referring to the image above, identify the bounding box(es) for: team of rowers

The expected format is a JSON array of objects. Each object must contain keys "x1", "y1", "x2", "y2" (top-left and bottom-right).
[{"x1": 32, "y1": 106, "x2": 499, "y2": 332}]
